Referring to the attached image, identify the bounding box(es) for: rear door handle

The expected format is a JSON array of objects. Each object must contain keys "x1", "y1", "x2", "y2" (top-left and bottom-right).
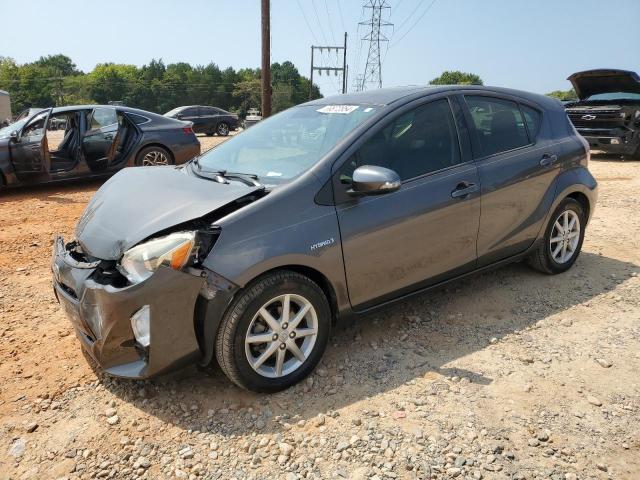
[
  {"x1": 540, "y1": 153, "x2": 558, "y2": 167},
  {"x1": 451, "y1": 181, "x2": 479, "y2": 199}
]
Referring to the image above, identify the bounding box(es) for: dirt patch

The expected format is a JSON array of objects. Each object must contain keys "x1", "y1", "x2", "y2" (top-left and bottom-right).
[{"x1": 0, "y1": 154, "x2": 639, "y2": 479}]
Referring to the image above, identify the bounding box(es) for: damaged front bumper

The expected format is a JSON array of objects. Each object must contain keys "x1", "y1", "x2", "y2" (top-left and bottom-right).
[
  {"x1": 578, "y1": 129, "x2": 639, "y2": 155},
  {"x1": 51, "y1": 236, "x2": 206, "y2": 379}
]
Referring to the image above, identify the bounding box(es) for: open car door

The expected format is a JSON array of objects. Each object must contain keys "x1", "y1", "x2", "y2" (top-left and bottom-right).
[
  {"x1": 82, "y1": 107, "x2": 118, "y2": 171},
  {"x1": 9, "y1": 108, "x2": 52, "y2": 178}
]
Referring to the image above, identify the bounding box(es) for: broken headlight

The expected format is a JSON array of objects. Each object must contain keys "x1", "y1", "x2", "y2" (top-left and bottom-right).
[{"x1": 118, "y1": 231, "x2": 196, "y2": 284}]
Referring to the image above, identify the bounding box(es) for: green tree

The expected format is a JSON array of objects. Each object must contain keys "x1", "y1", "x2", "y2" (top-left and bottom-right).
[
  {"x1": 429, "y1": 70, "x2": 483, "y2": 86},
  {"x1": 86, "y1": 63, "x2": 139, "y2": 105},
  {"x1": 546, "y1": 89, "x2": 578, "y2": 101},
  {"x1": 33, "y1": 54, "x2": 80, "y2": 77},
  {"x1": 232, "y1": 78, "x2": 261, "y2": 117},
  {"x1": 0, "y1": 54, "x2": 319, "y2": 116}
]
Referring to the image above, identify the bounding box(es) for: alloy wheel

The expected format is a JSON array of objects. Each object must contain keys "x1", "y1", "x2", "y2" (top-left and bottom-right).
[
  {"x1": 549, "y1": 209, "x2": 581, "y2": 264},
  {"x1": 141, "y1": 150, "x2": 169, "y2": 166},
  {"x1": 244, "y1": 294, "x2": 318, "y2": 378},
  {"x1": 217, "y1": 123, "x2": 229, "y2": 135}
]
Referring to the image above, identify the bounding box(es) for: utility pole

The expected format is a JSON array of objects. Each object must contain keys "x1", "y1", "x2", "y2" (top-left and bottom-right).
[
  {"x1": 359, "y1": 0, "x2": 392, "y2": 90},
  {"x1": 309, "y1": 32, "x2": 348, "y2": 99},
  {"x1": 342, "y1": 32, "x2": 348, "y2": 94},
  {"x1": 261, "y1": 0, "x2": 272, "y2": 118}
]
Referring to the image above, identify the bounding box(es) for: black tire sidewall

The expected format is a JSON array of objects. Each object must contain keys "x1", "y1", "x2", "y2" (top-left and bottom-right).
[
  {"x1": 225, "y1": 274, "x2": 331, "y2": 392},
  {"x1": 541, "y1": 198, "x2": 586, "y2": 274},
  {"x1": 135, "y1": 146, "x2": 173, "y2": 166}
]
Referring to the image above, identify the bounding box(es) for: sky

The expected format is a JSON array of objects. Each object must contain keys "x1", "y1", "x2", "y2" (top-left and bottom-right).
[{"x1": 1, "y1": 0, "x2": 639, "y2": 97}]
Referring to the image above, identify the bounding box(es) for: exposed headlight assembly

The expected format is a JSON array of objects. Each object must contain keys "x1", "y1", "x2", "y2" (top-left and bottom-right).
[{"x1": 119, "y1": 231, "x2": 196, "y2": 284}]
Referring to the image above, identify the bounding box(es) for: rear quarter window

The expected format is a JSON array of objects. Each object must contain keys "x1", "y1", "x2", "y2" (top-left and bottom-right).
[
  {"x1": 465, "y1": 96, "x2": 529, "y2": 156},
  {"x1": 128, "y1": 113, "x2": 150, "y2": 125},
  {"x1": 521, "y1": 105, "x2": 542, "y2": 141}
]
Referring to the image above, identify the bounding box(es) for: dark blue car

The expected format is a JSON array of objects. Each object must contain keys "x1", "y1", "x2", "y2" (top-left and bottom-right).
[{"x1": 0, "y1": 104, "x2": 200, "y2": 188}]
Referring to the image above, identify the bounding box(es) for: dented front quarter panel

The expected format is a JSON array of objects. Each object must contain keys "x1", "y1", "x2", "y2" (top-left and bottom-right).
[
  {"x1": 203, "y1": 173, "x2": 351, "y2": 313},
  {"x1": 52, "y1": 238, "x2": 205, "y2": 378}
]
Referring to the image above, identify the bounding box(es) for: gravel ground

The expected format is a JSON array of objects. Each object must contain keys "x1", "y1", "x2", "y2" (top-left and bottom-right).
[{"x1": 0, "y1": 146, "x2": 638, "y2": 480}]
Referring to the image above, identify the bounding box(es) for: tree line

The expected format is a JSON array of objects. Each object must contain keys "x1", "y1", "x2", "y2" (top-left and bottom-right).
[
  {"x1": 0, "y1": 56, "x2": 579, "y2": 120},
  {"x1": 0, "y1": 54, "x2": 321, "y2": 117}
]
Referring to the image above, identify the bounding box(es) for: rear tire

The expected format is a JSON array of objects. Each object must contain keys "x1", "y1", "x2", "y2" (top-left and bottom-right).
[
  {"x1": 135, "y1": 146, "x2": 173, "y2": 166},
  {"x1": 527, "y1": 198, "x2": 586, "y2": 274},
  {"x1": 216, "y1": 122, "x2": 230, "y2": 136},
  {"x1": 215, "y1": 271, "x2": 331, "y2": 392}
]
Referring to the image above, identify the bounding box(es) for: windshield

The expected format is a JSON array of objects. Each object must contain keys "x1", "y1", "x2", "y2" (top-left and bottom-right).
[
  {"x1": 586, "y1": 92, "x2": 640, "y2": 101},
  {"x1": 164, "y1": 107, "x2": 182, "y2": 117},
  {"x1": 0, "y1": 119, "x2": 27, "y2": 138},
  {"x1": 195, "y1": 104, "x2": 379, "y2": 184}
]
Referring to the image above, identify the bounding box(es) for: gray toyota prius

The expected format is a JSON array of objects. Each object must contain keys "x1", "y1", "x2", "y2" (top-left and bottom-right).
[{"x1": 52, "y1": 86, "x2": 597, "y2": 392}]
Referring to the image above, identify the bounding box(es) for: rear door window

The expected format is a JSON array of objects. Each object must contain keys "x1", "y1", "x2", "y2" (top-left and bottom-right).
[
  {"x1": 200, "y1": 107, "x2": 217, "y2": 116},
  {"x1": 88, "y1": 108, "x2": 117, "y2": 130},
  {"x1": 521, "y1": 104, "x2": 542, "y2": 141},
  {"x1": 465, "y1": 96, "x2": 529, "y2": 156}
]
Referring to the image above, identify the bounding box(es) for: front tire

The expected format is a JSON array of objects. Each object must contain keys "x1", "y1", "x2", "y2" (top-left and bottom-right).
[
  {"x1": 215, "y1": 271, "x2": 331, "y2": 392},
  {"x1": 528, "y1": 197, "x2": 586, "y2": 274}
]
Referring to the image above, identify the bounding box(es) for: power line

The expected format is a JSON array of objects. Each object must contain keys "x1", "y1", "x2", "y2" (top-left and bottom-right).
[
  {"x1": 323, "y1": 0, "x2": 337, "y2": 45},
  {"x1": 296, "y1": 0, "x2": 319, "y2": 44},
  {"x1": 391, "y1": 0, "x2": 438, "y2": 47},
  {"x1": 391, "y1": 0, "x2": 407, "y2": 16},
  {"x1": 335, "y1": 0, "x2": 346, "y2": 32},
  {"x1": 311, "y1": 0, "x2": 329, "y2": 44},
  {"x1": 308, "y1": 0, "x2": 341, "y2": 92},
  {"x1": 392, "y1": 0, "x2": 425, "y2": 37}
]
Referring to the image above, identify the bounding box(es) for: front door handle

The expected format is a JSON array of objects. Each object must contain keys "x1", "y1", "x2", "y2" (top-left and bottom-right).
[
  {"x1": 540, "y1": 153, "x2": 558, "y2": 167},
  {"x1": 104, "y1": 134, "x2": 114, "y2": 141},
  {"x1": 451, "y1": 181, "x2": 479, "y2": 199}
]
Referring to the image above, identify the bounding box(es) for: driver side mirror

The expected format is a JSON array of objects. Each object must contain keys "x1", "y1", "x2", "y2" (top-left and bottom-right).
[
  {"x1": 9, "y1": 130, "x2": 19, "y2": 143},
  {"x1": 348, "y1": 165, "x2": 401, "y2": 196},
  {"x1": 176, "y1": 113, "x2": 184, "y2": 119}
]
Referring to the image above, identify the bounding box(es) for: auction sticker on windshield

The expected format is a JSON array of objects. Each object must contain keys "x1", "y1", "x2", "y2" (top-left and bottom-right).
[{"x1": 316, "y1": 105, "x2": 359, "y2": 114}]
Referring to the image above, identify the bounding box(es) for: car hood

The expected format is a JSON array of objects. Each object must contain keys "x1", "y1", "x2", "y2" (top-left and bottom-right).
[
  {"x1": 568, "y1": 69, "x2": 640, "y2": 100},
  {"x1": 75, "y1": 166, "x2": 261, "y2": 260}
]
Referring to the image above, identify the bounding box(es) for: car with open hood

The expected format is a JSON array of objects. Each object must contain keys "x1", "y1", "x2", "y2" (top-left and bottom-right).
[
  {"x1": 0, "y1": 105, "x2": 200, "y2": 188},
  {"x1": 52, "y1": 86, "x2": 597, "y2": 392},
  {"x1": 565, "y1": 69, "x2": 640, "y2": 158}
]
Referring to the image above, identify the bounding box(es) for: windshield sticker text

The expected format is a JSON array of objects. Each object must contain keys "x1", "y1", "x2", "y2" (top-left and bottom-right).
[{"x1": 316, "y1": 105, "x2": 359, "y2": 114}]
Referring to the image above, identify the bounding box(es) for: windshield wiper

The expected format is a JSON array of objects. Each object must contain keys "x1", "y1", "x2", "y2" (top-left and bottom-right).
[
  {"x1": 191, "y1": 160, "x2": 262, "y2": 187},
  {"x1": 219, "y1": 171, "x2": 262, "y2": 187}
]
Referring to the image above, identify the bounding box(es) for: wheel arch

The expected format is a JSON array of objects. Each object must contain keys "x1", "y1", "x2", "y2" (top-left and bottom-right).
[
  {"x1": 259, "y1": 265, "x2": 339, "y2": 325},
  {"x1": 197, "y1": 264, "x2": 341, "y2": 369},
  {"x1": 566, "y1": 191, "x2": 590, "y2": 220},
  {"x1": 549, "y1": 166, "x2": 598, "y2": 226}
]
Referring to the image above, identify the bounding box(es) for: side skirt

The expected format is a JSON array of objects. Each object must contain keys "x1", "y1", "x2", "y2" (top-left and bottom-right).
[{"x1": 344, "y1": 238, "x2": 543, "y2": 320}]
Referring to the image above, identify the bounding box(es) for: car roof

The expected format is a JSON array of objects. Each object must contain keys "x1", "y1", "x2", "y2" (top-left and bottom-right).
[
  {"x1": 174, "y1": 105, "x2": 223, "y2": 109},
  {"x1": 306, "y1": 85, "x2": 558, "y2": 109},
  {"x1": 50, "y1": 104, "x2": 148, "y2": 114}
]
